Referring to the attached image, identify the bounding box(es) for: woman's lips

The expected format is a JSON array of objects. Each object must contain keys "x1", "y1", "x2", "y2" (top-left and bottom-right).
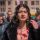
[
  {"x1": 21, "y1": 17, "x2": 25, "y2": 19},
  {"x1": 21, "y1": 15, "x2": 25, "y2": 19}
]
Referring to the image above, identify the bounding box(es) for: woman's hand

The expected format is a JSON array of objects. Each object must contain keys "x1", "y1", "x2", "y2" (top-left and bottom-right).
[{"x1": 30, "y1": 20, "x2": 39, "y2": 29}]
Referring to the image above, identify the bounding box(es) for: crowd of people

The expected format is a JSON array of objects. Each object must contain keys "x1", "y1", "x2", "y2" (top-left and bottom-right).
[{"x1": 0, "y1": 4, "x2": 40, "y2": 40}]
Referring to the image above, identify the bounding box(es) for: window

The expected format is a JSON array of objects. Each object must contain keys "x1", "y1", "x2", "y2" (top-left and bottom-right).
[
  {"x1": 31, "y1": 1, "x2": 35, "y2": 5},
  {"x1": 15, "y1": 1, "x2": 17, "y2": 5},
  {"x1": 1, "y1": 8, "x2": 5, "y2": 12},
  {"x1": 0, "y1": 1, "x2": 5, "y2": 6},
  {"x1": 1, "y1": 8, "x2": 2, "y2": 12},
  {"x1": 36, "y1": 1, "x2": 39, "y2": 5},
  {"x1": 0, "y1": 1, "x2": 2, "y2": 6},
  {"x1": 2, "y1": 1, "x2": 5, "y2": 5},
  {"x1": 8, "y1": 1, "x2": 11, "y2": 5},
  {"x1": 36, "y1": 8, "x2": 39, "y2": 11},
  {"x1": 36, "y1": 8, "x2": 40, "y2": 13},
  {"x1": 24, "y1": 1, "x2": 28, "y2": 5},
  {"x1": 20, "y1": 1, "x2": 23, "y2": 5},
  {"x1": 3, "y1": 8, "x2": 5, "y2": 12},
  {"x1": 31, "y1": 7, "x2": 35, "y2": 9}
]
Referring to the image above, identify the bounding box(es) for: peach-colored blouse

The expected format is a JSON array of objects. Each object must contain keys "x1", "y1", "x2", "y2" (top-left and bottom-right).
[{"x1": 17, "y1": 28, "x2": 29, "y2": 40}]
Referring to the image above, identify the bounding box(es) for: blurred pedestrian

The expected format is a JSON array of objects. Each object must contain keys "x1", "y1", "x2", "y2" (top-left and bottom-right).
[
  {"x1": 35, "y1": 11, "x2": 40, "y2": 40},
  {"x1": 0, "y1": 13, "x2": 9, "y2": 40},
  {"x1": 7, "y1": 9, "x2": 13, "y2": 23},
  {"x1": 36, "y1": 11, "x2": 40, "y2": 28}
]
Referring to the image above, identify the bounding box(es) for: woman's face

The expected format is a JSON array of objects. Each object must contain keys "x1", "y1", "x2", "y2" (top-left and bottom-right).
[{"x1": 18, "y1": 7, "x2": 29, "y2": 21}]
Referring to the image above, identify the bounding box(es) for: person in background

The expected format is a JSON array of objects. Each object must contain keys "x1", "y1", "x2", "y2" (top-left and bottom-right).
[
  {"x1": 35, "y1": 11, "x2": 40, "y2": 40},
  {"x1": 0, "y1": 13, "x2": 9, "y2": 40},
  {"x1": 36, "y1": 11, "x2": 40, "y2": 28},
  {"x1": 2, "y1": 4, "x2": 39, "y2": 40},
  {"x1": 7, "y1": 9, "x2": 13, "y2": 23}
]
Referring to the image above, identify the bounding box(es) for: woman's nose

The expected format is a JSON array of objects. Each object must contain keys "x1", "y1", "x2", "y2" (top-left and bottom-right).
[{"x1": 21, "y1": 12, "x2": 24, "y2": 14}]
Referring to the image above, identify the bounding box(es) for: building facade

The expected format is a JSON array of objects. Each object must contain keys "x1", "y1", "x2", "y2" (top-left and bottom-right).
[{"x1": 0, "y1": 0, "x2": 40, "y2": 15}]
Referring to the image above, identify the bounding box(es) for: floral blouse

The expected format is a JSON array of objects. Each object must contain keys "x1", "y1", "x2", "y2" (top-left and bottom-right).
[{"x1": 17, "y1": 27, "x2": 29, "y2": 40}]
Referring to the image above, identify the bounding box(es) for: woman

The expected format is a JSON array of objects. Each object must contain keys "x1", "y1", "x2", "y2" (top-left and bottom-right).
[{"x1": 2, "y1": 4, "x2": 39, "y2": 40}]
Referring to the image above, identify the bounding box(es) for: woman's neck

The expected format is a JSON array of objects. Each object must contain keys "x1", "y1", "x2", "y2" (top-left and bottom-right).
[{"x1": 19, "y1": 21, "x2": 26, "y2": 28}]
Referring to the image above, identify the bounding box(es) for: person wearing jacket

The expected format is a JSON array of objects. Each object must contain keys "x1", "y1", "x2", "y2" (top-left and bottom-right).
[
  {"x1": 35, "y1": 10, "x2": 40, "y2": 40},
  {"x1": 2, "y1": 4, "x2": 39, "y2": 40},
  {"x1": 6, "y1": 9, "x2": 13, "y2": 23},
  {"x1": 0, "y1": 13, "x2": 9, "y2": 40}
]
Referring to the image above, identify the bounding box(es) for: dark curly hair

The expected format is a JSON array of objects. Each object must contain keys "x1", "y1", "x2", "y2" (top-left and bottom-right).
[{"x1": 12, "y1": 4, "x2": 31, "y2": 28}]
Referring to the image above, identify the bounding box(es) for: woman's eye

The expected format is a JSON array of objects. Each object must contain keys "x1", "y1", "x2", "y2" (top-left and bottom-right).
[
  {"x1": 18, "y1": 11, "x2": 27, "y2": 13},
  {"x1": 18, "y1": 11, "x2": 22, "y2": 13},
  {"x1": 24, "y1": 11, "x2": 27, "y2": 13}
]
